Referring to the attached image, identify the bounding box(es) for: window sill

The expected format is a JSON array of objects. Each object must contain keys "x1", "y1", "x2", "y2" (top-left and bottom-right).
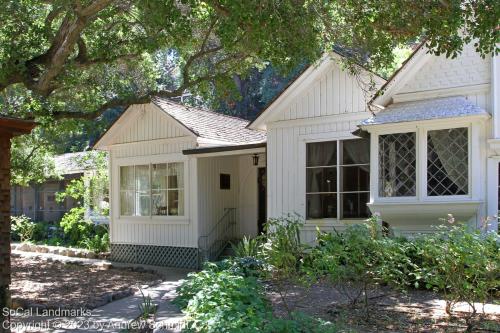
[
  {"x1": 304, "y1": 218, "x2": 368, "y2": 228},
  {"x1": 116, "y1": 216, "x2": 190, "y2": 225},
  {"x1": 367, "y1": 200, "x2": 482, "y2": 225}
]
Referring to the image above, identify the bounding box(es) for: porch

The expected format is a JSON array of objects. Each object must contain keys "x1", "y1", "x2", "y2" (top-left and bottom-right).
[{"x1": 184, "y1": 143, "x2": 267, "y2": 263}]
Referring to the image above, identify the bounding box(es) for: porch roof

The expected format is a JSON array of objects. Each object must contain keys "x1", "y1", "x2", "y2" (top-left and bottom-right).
[
  {"x1": 183, "y1": 142, "x2": 266, "y2": 155},
  {"x1": 360, "y1": 96, "x2": 489, "y2": 127},
  {"x1": 152, "y1": 97, "x2": 266, "y2": 145}
]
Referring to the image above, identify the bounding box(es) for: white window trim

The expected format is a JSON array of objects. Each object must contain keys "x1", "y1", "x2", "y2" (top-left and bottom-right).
[
  {"x1": 302, "y1": 136, "x2": 370, "y2": 224},
  {"x1": 421, "y1": 124, "x2": 472, "y2": 201},
  {"x1": 371, "y1": 119, "x2": 480, "y2": 204},
  {"x1": 113, "y1": 153, "x2": 190, "y2": 224},
  {"x1": 375, "y1": 130, "x2": 419, "y2": 202}
]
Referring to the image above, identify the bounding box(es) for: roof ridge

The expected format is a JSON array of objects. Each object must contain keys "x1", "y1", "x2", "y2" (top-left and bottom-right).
[{"x1": 153, "y1": 96, "x2": 251, "y2": 124}]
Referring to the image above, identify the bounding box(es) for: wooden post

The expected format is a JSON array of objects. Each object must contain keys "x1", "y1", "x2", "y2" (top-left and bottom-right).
[
  {"x1": 0, "y1": 117, "x2": 36, "y2": 333},
  {"x1": 0, "y1": 133, "x2": 12, "y2": 333}
]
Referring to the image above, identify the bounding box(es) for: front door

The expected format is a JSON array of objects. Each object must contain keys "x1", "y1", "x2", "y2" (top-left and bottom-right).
[{"x1": 257, "y1": 168, "x2": 267, "y2": 234}]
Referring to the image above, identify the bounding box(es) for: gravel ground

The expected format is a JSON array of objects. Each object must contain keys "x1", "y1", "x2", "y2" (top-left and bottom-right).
[
  {"x1": 267, "y1": 280, "x2": 500, "y2": 332},
  {"x1": 11, "y1": 256, "x2": 162, "y2": 310}
]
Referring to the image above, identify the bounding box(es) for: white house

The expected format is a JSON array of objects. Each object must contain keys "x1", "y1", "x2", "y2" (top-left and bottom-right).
[
  {"x1": 95, "y1": 47, "x2": 499, "y2": 268},
  {"x1": 94, "y1": 98, "x2": 267, "y2": 268}
]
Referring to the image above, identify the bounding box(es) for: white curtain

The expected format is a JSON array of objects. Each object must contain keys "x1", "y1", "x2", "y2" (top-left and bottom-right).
[{"x1": 428, "y1": 129, "x2": 468, "y2": 193}]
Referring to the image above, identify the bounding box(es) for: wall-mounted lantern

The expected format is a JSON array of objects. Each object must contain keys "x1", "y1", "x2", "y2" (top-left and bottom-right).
[{"x1": 252, "y1": 154, "x2": 259, "y2": 166}]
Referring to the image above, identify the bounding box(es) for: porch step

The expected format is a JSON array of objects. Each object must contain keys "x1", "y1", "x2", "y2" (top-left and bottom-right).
[{"x1": 218, "y1": 239, "x2": 241, "y2": 260}]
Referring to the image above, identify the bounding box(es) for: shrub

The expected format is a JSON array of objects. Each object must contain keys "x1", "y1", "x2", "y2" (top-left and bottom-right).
[
  {"x1": 416, "y1": 225, "x2": 499, "y2": 322},
  {"x1": 11, "y1": 215, "x2": 36, "y2": 242},
  {"x1": 265, "y1": 311, "x2": 342, "y2": 333},
  {"x1": 59, "y1": 207, "x2": 94, "y2": 245},
  {"x1": 305, "y1": 221, "x2": 386, "y2": 313},
  {"x1": 175, "y1": 263, "x2": 273, "y2": 332},
  {"x1": 232, "y1": 236, "x2": 261, "y2": 258},
  {"x1": 58, "y1": 207, "x2": 110, "y2": 252},
  {"x1": 260, "y1": 215, "x2": 308, "y2": 278},
  {"x1": 175, "y1": 261, "x2": 341, "y2": 333},
  {"x1": 81, "y1": 233, "x2": 110, "y2": 253},
  {"x1": 304, "y1": 217, "x2": 499, "y2": 327}
]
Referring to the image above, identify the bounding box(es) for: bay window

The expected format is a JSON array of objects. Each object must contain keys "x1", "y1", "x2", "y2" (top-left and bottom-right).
[
  {"x1": 120, "y1": 162, "x2": 184, "y2": 217},
  {"x1": 378, "y1": 132, "x2": 417, "y2": 197},
  {"x1": 378, "y1": 127, "x2": 469, "y2": 198},
  {"x1": 427, "y1": 128, "x2": 468, "y2": 196},
  {"x1": 306, "y1": 138, "x2": 370, "y2": 220}
]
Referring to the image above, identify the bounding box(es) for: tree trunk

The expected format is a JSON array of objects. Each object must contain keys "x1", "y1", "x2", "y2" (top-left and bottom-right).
[{"x1": 0, "y1": 134, "x2": 12, "y2": 333}]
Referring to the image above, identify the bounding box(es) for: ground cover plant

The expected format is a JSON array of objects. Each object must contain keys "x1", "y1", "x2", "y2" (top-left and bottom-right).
[
  {"x1": 177, "y1": 215, "x2": 499, "y2": 332},
  {"x1": 175, "y1": 259, "x2": 342, "y2": 333}
]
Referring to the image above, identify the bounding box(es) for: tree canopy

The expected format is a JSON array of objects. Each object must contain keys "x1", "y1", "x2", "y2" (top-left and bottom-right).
[
  {"x1": 1, "y1": 0, "x2": 498, "y2": 119},
  {"x1": 1, "y1": 0, "x2": 498, "y2": 184}
]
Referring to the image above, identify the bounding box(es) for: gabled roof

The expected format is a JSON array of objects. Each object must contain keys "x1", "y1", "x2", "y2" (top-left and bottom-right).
[
  {"x1": 360, "y1": 96, "x2": 489, "y2": 127},
  {"x1": 248, "y1": 52, "x2": 386, "y2": 130},
  {"x1": 152, "y1": 97, "x2": 266, "y2": 145},
  {"x1": 370, "y1": 42, "x2": 432, "y2": 108},
  {"x1": 94, "y1": 98, "x2": 266, "y2": 149}
]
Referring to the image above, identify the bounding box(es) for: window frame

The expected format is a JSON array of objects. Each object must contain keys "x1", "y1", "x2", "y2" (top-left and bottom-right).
[
  {"x1": 370, "y1": 121, "x2": 473, "y2": 203},
  {"x1": 305, "y1": 138, "x2": 370, "y2": 221},
  {"x1": 114, "y1": 154, "x2": 189, "y2": 224},
  {"x1": 378, "y1": 131, "x2": 418, "y2": 199},
  {"x1": 422, "y1": 123, "x2": 472, "y2": 201}
]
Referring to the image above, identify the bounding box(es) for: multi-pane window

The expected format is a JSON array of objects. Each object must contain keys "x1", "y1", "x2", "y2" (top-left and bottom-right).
[
  {"x1": 379, "y1": 133, "x2": 416, "y2": 197},
  {"x1": 378, "y1": 128, "x2": 469, "y2": 198},
  {"x1": 427, "y1": 128, "x2": 468, "y2": 196},
  {"x1": 306, "y1": 139, "x2": 370, "y2": 220},
  {"x1": 120, "y1": 163, "x2": 184, "y2": 217}
]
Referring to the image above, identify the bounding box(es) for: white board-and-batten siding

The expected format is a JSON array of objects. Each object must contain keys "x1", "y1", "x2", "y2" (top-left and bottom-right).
[
  {"x1": 108, "y1": 103, "x2": 199, "y2": 248},
  {"x1": 197, "y1": 156, "x2": 240, "y2": 237},
  {"x1": 265, "y1": 62, "x2": 381, "y2": 244}
]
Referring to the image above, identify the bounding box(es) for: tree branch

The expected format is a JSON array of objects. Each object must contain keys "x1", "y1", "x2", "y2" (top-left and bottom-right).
[{"x1": 26, "y1": 0, "x2": 116, "y2": 96}]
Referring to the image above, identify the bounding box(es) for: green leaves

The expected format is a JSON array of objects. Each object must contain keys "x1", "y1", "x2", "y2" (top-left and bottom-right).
[{"x1": 175, "y1": 259, "x2": 341, "y2": 333}]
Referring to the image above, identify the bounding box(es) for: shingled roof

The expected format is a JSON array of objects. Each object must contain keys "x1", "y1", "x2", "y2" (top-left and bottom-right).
[
  {"x1": 360, "y1": 97, "x2": 489, "y2": 127},
  {"x1": 152, "y1": 97, "x2": 266, "y2": 145}
]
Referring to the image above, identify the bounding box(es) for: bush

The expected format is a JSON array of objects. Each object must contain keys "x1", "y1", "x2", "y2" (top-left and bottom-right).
[
  {"x1": 175, "y1": 261, "x2": 341, "y2": 333},
  {"x1": 232, "y1": 236, "x2": 262, "y2": 258},
  {"x1": 304, "y1": 221, "x2": 390, "y2": 313},
  {"x1": 416, "y1": 225, "x2": 499, "y2": 317},
  {"x1": 59, "y1": 207, "x2": 94, "y2": 245},
  {"x1": 304, "y1": 218, "x2": 499, "y2": 327},
  {"x1": 175, "y1": 263, "x2": 272, "y2": 332},
  {"x1": 81, "y1": 233, "x2": 110, "y2": 254},
  {"x1": 58, "y1": 207, "x2": 110, "y2": 252},
  {"x1": 11, "y1": 215, "x2": 36, "y2": 242},
  {"x1": 260, "y1": 215, "x2": 308, "y2": 279}
]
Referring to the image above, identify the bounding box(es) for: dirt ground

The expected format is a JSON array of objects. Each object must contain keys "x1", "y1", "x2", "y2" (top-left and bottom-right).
[
  {"x1": 266, "y1": 280, "x2": 500, "y2": 332},
  {"x1": 11, "y1": 256, "x2": 162, "y2": 310}
]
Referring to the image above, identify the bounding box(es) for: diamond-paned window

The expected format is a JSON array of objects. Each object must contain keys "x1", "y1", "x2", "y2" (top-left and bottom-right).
[
  {"x1": 427, "y1": 128, "x2": 468, "y2": 196},
  {"x1": 379, "y1": 133, "x2": 416, "y2": 197}
]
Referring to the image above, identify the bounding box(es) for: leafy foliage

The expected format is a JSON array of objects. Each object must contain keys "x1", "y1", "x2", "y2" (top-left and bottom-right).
[
  {"x1": 260, "y1": 215, "x2": 308, "y2": 279},
  {"x1": 231, "y1": 236, "x2": 261, "y2": 258},
  {"x1": 414, "y1": 225, "x2": 500, "y2": 318},
  {"x1": 57, "y1": 206, "x2": 109, "y2": 253},
  {"x1": 0, "y1": 0, "x2": 497, "y2": 123},
  {"x1": 175, "y1": 260, "x2": 340, "y2": 333},
  {"x1": 11, "y1": 215, "x2": 36, "y2": 242},
  {"x1": 59, "y1": 207, "x2": 94, "y2": 244},
  {"x1": 56, "y1": 151, "x2": 109, "y2": 216},
  {"x1": 3, "y1": 1, "x2": 498, "y2": 183}
]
